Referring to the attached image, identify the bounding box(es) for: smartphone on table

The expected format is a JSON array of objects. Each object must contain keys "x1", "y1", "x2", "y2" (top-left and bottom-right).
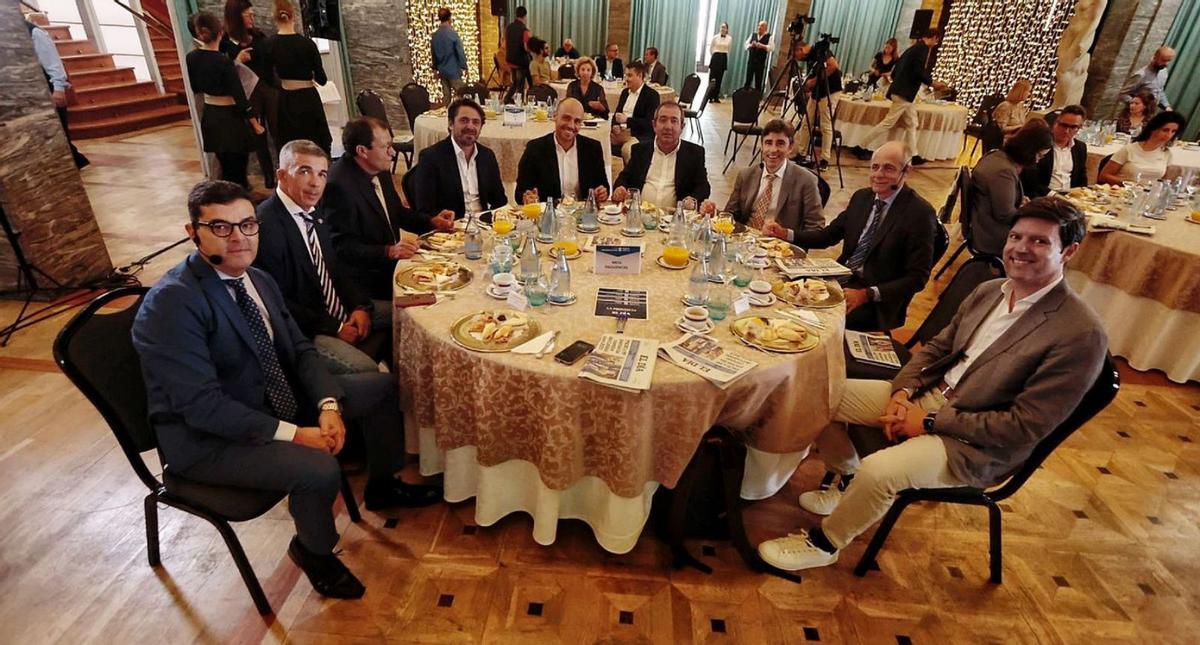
[{"x1": 554, "y1": 340, "x2": 595, "y2": 365}]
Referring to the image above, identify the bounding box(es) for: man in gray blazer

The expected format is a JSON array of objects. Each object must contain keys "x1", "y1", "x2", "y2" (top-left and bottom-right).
[
  {"x1": 724, "y1": 119, "x2": 824, "y2": 236},
  {"x1": 757, "y1": 196, "x2": 1107, "y2": 571}
]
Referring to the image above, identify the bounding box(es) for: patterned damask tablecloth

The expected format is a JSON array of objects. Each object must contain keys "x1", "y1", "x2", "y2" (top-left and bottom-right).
[
  {"x1": 834, "y1": 98, "x2": 969, "y2": 161},
  {"x1": 393, "y1": 224, "x2": 846, "y2": 552}
]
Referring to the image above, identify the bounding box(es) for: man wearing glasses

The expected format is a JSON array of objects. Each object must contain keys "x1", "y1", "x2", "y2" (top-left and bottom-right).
[
  {"x1": 1021, "y1": 105, "x2": 1089, "y2": 197},
  {"x1": 132, "y1": 180, "x2": 440, "y2": 602}
]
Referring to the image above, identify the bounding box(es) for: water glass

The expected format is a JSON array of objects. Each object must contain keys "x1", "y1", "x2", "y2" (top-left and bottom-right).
[
  {"x1": 733, "y1": 257, "x2": 753, "y2": 287},
  {"x1": 525, "y1": 275, "x2": 548, "y2": 306},
  {"x1": 706, "y1": 285, "x2": 731, "y2": 321}
]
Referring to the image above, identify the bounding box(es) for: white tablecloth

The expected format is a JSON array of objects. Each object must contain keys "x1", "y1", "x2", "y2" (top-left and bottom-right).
[
  {"x1": 549, "y1": 80, "x2": 678, "y2": 114},
  {"x1": 1085, "y1": 142, "x2": 1200, "y2": 183},
  {"x1": 412, "y1": 112, "x2": 613, "y2": 184},
  {"x1": 834, "y1": 98, "x2": 969, "y2": 160}
]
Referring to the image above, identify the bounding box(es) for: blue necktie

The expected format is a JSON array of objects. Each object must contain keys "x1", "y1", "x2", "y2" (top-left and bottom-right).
[
  {"x1": 226, "y1": 277, "x2": 300, "y2": 423},
  {"x1": 848, "y1": 199, "x2": 887, "y2": 274}
]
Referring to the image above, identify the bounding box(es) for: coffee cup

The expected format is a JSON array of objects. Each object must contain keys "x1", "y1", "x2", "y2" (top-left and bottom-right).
[
  {"x1": 492, "y1": 272, "x2": 515, "y2": 293},
  {"x1": 683, "y1": 306, "x2": 709, "y2": 329},
  {"x1": 604, "y1": 203, "x2": 622, "y2": 215},
  {"x1": 748, "y1": 280, "x2": 772, "y2": 296},
  {"x1": 752, "y1": 247, "x2": 768, "y2": 260}
]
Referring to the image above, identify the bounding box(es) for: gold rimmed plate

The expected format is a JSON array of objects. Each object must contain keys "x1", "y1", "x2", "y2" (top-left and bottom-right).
[
  {"x1": 773, "y1": 278, "x2": 845, "y2": 309},
  {"x1": 419, "y1": 230, "x2": 466, "y2": 252},
  {"x1": 395, "y1": 262, "x2": 473, "y2": 292},
  {"x1": 730, "y1": 315, "x2": 820, "y2": 353},
  {"x1": 450, "y1": 310, "x2": 541, "y2": 352}
]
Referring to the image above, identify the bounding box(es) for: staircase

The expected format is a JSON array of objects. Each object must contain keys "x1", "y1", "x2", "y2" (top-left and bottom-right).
[{"x1": 29, "y1": 9, "x2": 189, "y2": 139}]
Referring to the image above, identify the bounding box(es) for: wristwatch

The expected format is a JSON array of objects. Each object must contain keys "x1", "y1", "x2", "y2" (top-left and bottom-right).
[
  {"x1": 320, "y1": 400, "x2": 341, "y2": 414},
  {"x1": 923, "y1": 412, "x2": 937, "y2": 433}
]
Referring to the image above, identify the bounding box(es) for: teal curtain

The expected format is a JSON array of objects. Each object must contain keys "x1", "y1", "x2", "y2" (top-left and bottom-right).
[
  {"x1": 512, "y1": 0, "x2": 611, "y2": 60},
  {"x1": 808, "y1": 0, "x2": 902, "y2": 81},
  {"x1": 1165, "y1": 0, "x2": 1200, "y2": 140},
  {"x1": 712, "y1": 0, "x2": 779, "y2": 97},
  {"x1": 629, "y1": 0, "x2": 704, "y2": 91}
]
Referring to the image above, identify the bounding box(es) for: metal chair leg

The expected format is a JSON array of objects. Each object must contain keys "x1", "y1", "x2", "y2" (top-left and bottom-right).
[
  {"x1": 853, "y1": 497, "x2": 912, "y2": 577},
  {"x1": 987, "y1": 500, "x2": 1003, "y2": 584},
  {"x1": 341, "y1": 473, "x2": 362, "y2": 524},
  {"x1": 211, "y1": 517, "x2": 273, "y2": 615},
  {"x1": 934, "y1": 242, "x2": 968, "y2": 280},
  {"x1": 724, "y1": 128, "x2": 733, "y2": 155},
  {"x1": 145, "y1": 493, "x2": 161, "y2": 567}
]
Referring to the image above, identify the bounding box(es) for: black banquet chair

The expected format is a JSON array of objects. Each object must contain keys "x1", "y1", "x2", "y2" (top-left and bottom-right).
[
  {"x1": 356, "y1": 89, "x2": 413, "y2": 172},
  {"x1": 526, "y1": 83, "x2": 558, "y2": 104},
  {"x1": 723, "y1": 86, "x2": 764, "y2": 173},
  {"x1": 456, "y1": 81, "x2": 489, "y2": 104},
  {"x1": 684, "y1": 79, "x2": 715, "y2": 143},
  {"x1": 53, "y1": 287, "x2": 361, "y2": 615},
  {"x1": 852, "y1": 354, "x2": 1120, "y2": 584},
  {"x1": 557, "y1": 63, "x2": 575, "y2": 80}
]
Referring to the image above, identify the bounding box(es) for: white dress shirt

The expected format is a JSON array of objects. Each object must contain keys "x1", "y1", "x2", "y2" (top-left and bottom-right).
[
  {"x1": 710, "y1": 34, "x2": 732, "y2": 55},
  {"x1": 450, "y1": 136, "x2": 483, "y2": 212},
  {"x1": 942, "y1": 277, "x2": 1063, "y2": 388},
  {"x1": 1049, "y1": 143, "x2": 1073, "y2": 192},
  {"x1": 555, "y1": 136, "x2": 580, "y2": 199},
  {"x1": 643, "y1": 141, "x2": 679, "y2": 209},
  {"x1": 276, "y1": 187, "x2": 319, "y2": 264},
  {"x1": 745, "y1": 33, "x2": 775, "y2": 53},
  {"x1": 621, "y1": 86, "x2": 642, "y2": 118}
]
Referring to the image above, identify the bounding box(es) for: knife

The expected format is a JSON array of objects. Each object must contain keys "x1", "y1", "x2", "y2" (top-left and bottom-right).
[{"x1": 535, "y1": 331, "x2": 560, "y2": 358}]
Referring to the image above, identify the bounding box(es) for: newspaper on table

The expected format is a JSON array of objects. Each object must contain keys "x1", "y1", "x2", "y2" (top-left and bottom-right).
[
  {"x1": 845, "y1": 330, "x2": 901, "y2": 368},
  {"x1": 577, "y1": 334, "x2": 658, "y2": 392},
  {"x1": 658, "y1": 333, "x2": 758, "y2": 389},
  {"x1": 776, "y1": 256, "x2": 852, "y2": 279}
]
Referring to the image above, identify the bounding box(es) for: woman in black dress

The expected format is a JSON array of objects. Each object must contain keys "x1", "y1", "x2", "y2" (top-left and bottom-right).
[
  {"x1": 264, "y1": 0, "x2": 331, "y2": 154},
  {"x1": 221, "y1": 0, "x2": 276, "y2": 186},
  {"x1": 566, "y1": 56, "x2": 608, "y2": 118},
  {"x1": 868, "y1": 38, "x2": 898, "y2": 88},
  {"x1": 187, "y1": 11, "x2": 262, "y2": 188},
  {"x1": 707, "y1": 22, "x2": 731, "y2": 103}
]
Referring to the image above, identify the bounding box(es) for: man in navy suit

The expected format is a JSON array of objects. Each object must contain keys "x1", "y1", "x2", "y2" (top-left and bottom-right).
[{"x1": 132, "y1": 181, "x2": 439, "y2": 600}]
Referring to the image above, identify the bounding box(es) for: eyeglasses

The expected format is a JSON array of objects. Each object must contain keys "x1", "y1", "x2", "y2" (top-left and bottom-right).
[
  {"x1": 196, "y1": 218, "x2": 260, "y2": 237},
  {"x1": 1056, "y1": 122, "x2": 1083, "y2": 131}
]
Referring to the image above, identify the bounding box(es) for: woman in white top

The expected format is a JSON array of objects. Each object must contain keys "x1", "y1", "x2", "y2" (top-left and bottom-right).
[
  {"x1": 991, "y1": 78, "x2": 1032, "y2": 138},
  {"x1": 707, "y1": 22, "x2": 731, "y2": 103},
  {"x1": 1099, "y1": 110, "x2": 1187, "y2": 184}
]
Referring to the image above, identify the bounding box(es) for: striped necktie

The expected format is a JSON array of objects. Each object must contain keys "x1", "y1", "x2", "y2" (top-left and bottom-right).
[
  {"x1": 749, "y1": 173, "x2": 777, "y2": 230},
  {"x1": 848, "y1": 199, "x2": 887, "y2": 273},
  {"x1": 225, "y1": 277, "x2": 300, "y2": 423},
  {"x1": 301, "y1": 216, "x2": 346, "y2": 322}
]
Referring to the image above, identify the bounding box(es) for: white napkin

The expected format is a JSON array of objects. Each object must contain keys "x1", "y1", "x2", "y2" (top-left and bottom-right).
[
  {"x1": 779, "y1": 308, "x2": 826, "y2": 329},
  {"x1": 513, "y1": 331, "x2": 555, "y2": 354}
]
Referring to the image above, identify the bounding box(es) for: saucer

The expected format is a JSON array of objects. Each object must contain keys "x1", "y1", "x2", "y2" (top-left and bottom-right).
[
  {"x1": 486, "y1": 285, "x2": 514, "y2": 299},
  {"x1": 680, "y1": 295, "x2": 707, "y2": 307},
  {"x1": 547, "y1": 293, "x2": 578, "y2": 306},
  {"x1": 746, "y1": 292, "x2": 776, "y2": 306},
  {"x1": 603, "y1": 205, "x2": 623, "y2": 216},
  {"x1": 657, "y1": 256, "x2": 689, "y2": 270},
  {"x1": 598, "y1": 214, "x2": 623, "y2": 225},
  {"x1": 577, "y1": 224, "x2": 601, "y2": 234},
  {"x1": 746, "y1": 258, "x2": 770, "y2": 269},
  {"x1": 675, "y1": 317, "x2": 715, "y2": 335},
  {"x1": 549, "y1": 247, "x2": 583, "y2": 260},
  {"x1": 621, "y1": 227, "x2": 645, "y2": 237}
]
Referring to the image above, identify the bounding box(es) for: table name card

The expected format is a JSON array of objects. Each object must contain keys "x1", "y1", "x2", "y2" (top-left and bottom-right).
[
  {"x1": 594, "y1": 288, "x2": 649, "y2": 320},
  {"x1": 594, "y1": 244, "x2": 642, "y2": 275},
  {"x1": 503, "y1": 105, "x2": 526, "y2": 127},
  {"x1": 506, "y1": 289, "x2": 529, "y2": 310}
]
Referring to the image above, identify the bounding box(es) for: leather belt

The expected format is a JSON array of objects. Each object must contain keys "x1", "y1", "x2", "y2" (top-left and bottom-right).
[
  {"x1": 279, "y1": 79, "x2": 316, "y2": 90},
  {"x1": 203, "y1": 95, "x2": 236, "y2": 106}
]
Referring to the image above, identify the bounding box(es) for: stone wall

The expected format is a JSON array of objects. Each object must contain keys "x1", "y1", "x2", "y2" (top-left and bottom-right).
[
  {"x1": 341, "y1": 0, "x2": 414, "y2": 131},
  {"x1": 608, "y1": 0, "x2": 632, "y2": 56},
  {"x1": 1083, "y1": 0, "x2": 1184, "y2": 118},
  {"x1": 0, "y1": 3, "x2": 112, "y2": 290}
]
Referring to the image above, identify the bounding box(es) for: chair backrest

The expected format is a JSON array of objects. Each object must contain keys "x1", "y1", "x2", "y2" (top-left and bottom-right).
[
  {"x1": 399, "y1": 82, "x2": 431, "y2": 126},
  {"x1": 980, "y1": 120, "x2": 1004, "y2": 153},
  {"x1": 730, "y1": 86, "x2": 762, "y2": 125},
  {"x1": 355, "y1": 89, "x2": 394, "y2": 135},
  {"x1": 52, "y1": 287, "x2": 161, "y2": 492},
  {"x1": 931, "y1": 217, "x2": 950, "y2": 268},
  {"x1": 1098, "y1": 154, "x2": 1113, "y2": 177},
  {"x1": 527, "y1": 83, "x2": 558, "y2": 104},
  {"x1": 558, "y1": 63, "x2": 575, "y2": 80},
  {"x1": 692, "y1": 80, "x2": 715, "y2": 116},
  {"x1": 457, "y1": 81, "x2": 488, "y2": 103},
  {"x1": 816, "y1": 174, "x2": 831, "y2": 207},
  {"x1": 958, "y1": 164, "x2": 976, "y2": 239},
  {"x1": 978, "y1": 92, "x2": 1005, "y2": 125},
  {"x1": 989, "y1": 354, "x2": 1120, "y2": 500},
  {"x1": 938, "y1": 166, "x2": 965, "y2": 224},
  {"x1": 907, "y1": 254, "x2": 1004, "y2": 348},
  {"x1": 401, "y1": 166, "x2": 418, "y2": 207},
  {"x1": 678, "y1": 73, "x2": 701, "y2": 107}
]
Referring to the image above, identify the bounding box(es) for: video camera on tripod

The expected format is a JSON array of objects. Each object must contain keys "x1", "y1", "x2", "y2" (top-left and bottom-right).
[{"x1": 786, "y1": 13, "x2": 814, "y2": 40}]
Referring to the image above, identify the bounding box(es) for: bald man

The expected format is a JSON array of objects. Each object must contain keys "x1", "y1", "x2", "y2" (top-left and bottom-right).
[
  {"x1": 515, "y1": 97, "x2": 611, "y2": 204},
  {"x1": 1118, "y1": 46, "x2": 1175, "y2": 111},
  {"x1": 790, "y1": 141, "x2": 937, "y2": 332},
  {"x1": 744, "y1": 20, "x2": 774, "y2": 91}
]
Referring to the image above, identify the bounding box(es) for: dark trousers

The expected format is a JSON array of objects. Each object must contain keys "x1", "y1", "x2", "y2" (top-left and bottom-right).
[
  {"x1": 250, "y1": 84, "x2": 276, "y2": 189},
  {"x1": 216, "y1": 152, "x2": 250, "y2": 189},
  {"x1": 178, "y1": 372, "x2": 403, "y2": 555},
  {"x1": 55, "y1": 104, "x2": 89, "y2": 168},
  {"x1": 505, "y1": 65, "x2": 530, "y2": 103},
  {"x1": 746, "y1": 60, "x2": 766, "y2": 92},
  {"x1": 708, "y1": 53, "x2": 727, "y2": 101}
]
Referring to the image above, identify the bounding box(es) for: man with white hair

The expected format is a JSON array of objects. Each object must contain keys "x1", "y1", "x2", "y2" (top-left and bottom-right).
[
  {"x1": 555, "y1": 38, "x2": 580, "y2": 59},
  {"x1": 1118, "y1": 46, "x2": 1175, "y2": 111}
]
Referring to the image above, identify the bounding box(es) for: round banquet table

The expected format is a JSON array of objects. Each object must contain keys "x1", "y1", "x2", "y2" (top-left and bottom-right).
[
  {"x1": 1066, "y1": 200, "x2": 1200, "y2": 383},
  {"x1": 834, "y1": 98, "x2": 969, "y2": 161},
  {"x1": 1084, "y1": 141, "x2": 1200, "y2": 184},
  {"x1": 392, "y1": 222, "x2": 847, "y2": 553},
  {"x1": 412, "y1": 110, "x2": 613, "y2": 184},
  {"x1": 549, "y1": 80, "x2": 678, "y2": 114}
]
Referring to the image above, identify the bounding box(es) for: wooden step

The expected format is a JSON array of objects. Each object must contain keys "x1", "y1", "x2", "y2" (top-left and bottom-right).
[
  {"x1": 72, "y1": 81, "x2": 160, "y2": 106},
  {"x1": 66, "y1": 94, "x2": 182, "y2": 125},
  {"x1": 62, "y1": 53, "x2": 115, "y2": 73},
  {"x1": 157, "y1": 59, "x2": 181, "y2": 75},
  {"x1": 45, "y1": 25, "x2": 74, "y2": 41},
  {"x1": 152, "y1": 47, "x2": 179, "y2": 62},
  {"x1": 69, "y1": 104, "x2": 191, "y2": 139},
  {"x1": 55, "y1": 39, "x2": 98, "y2": 56},
  {"x1": 68, "y1": 67, "x2": 138, "y2": 89},
  {"x1": 162, "y1": 74, "x2": 185, "y2": 94}
]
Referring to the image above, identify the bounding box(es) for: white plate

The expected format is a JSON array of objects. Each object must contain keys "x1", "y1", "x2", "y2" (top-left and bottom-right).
[
  {"x1": 675, "y1": 317, "x2": 715, "y2": 335},
  {"x1": 547, "y1": 293, "x2": 578, "y2": 306},
  {"x1": 603, "y1": 204, "x2": 623, "y2": 215},
  {"x1": 598, "y1": 215, "x2": 623, "y2": 225},
  {"x1": 746, "y1": 292, "x2": 776, "y2": 306},
  {"x1": 486, "y1": 285, "x2": 514, "y2": 299}
]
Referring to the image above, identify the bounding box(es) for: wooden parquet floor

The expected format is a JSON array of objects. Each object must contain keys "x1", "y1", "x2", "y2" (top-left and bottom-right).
[{"x1": 1, "y1": 107, "x2": 1198, "y2": 644}]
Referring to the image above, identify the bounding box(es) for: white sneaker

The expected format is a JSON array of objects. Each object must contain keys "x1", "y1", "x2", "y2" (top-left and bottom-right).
[
  {"x1": 799, "y1": 488, "x2": 843, "y2": 516},
  {"x1": 757, "y1": 530, "x2": 839, "y2": 571}
]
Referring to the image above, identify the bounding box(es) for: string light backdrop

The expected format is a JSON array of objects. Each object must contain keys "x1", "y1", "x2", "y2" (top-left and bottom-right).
[
  {"x1": 934, "y1": 0, "x2": 1077, "y2": 112},
  {"x1": 406, "y1": 1, "x2": 482, "y2": 103}
]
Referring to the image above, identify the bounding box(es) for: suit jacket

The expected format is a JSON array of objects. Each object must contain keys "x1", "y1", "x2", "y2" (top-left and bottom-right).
[
  {"x1": 893, "y1": 278, "x2": 1107, "y2": 488},
  {"x1": 1020, "y1": 139, "x2": 1088, "y2": 197},
  {"x1": 792, "y1": 186, "x2": 936, "y2": 330},
  {"x1": 725, "y1": 161, "x2": 824, "y2": 233},
  {"x1": 132, "y1": 252, "x2": 341, "y2": 473},
  {"x1": 324, "y1": 155, "x2": 424, "y2": 300},
  {"x1": 412, "y1": 137, "x2": 507, "y2": 222},
  {"x1": 614, "y1": 139, "x2": 711, "y2": 203},
  {"x1": 254, "y1": 193, "x2": 371, "y2": 338},
  {"x1": 970, "y1": 150, "x2": 1023, "y2": 257},
  {"x1": 514, "y1": 132, "x2": 610, "y2": 203},
  {"x1": 887, "y1": 41, "x2": 934, "y2": 102},
  {"x1": 613, "y1": 85, "x2": 660, "y2": 141},
  {"x1": 596, "y1": 56, "x2": 623, "y2": 79},
  {"x1": 643, "y1": 60, "x2": 668, "y2": 85}
]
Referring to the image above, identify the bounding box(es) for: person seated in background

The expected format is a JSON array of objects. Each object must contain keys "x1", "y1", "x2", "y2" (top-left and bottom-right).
[
  {"x1": 991, "y1": 78, "x2": 1032, "y2": 139},
  {"x1": 528, "y1": 36, "x2": 552, "y2": 85},
  {"x1": 790, "y1": 141, "x2": 936, "y2": 332},
  {"x1": 515, "y1": 98, "x2": 610, "y2": 204},
  {"x1": 1098, "y1": 111, "x2": 1187, "y2": 185},
  {"x1": 970, "y1": 120, "x2": 1053, "y2": 257},
  {"x1": 555, "y1": 38, "x2": 580, "y2": 59},
  {"x1": 725, "y1": 119, "x2": 824, "y2": 238},
  {"x1": 412, "y1": 98, "x2": 508, "y2": 225},
  {"x1": 757, "y1": 197, "x2": 1107, "y2": 573},
  {"x1": 1117, "y1": 46, "x2": 1175, "y2": 111},
  {"x1": 1115, "y1": 90, "x2": 1156, "y2": 136},
  {"x1": 867, "y1": 38, "x2": 898, "y2": 88},
  {"x1": 132, "y1": 180, "x2": 440, "y2": 600},
  {"x1": 611, "y1": 101, "x2": 712, "y2": 211},
  {"x1": 325, "y1": 117, "x2": 424, "y2": 302},
  {"x1": 254, "y1": 140, "x2": 387, "y2": 375},
  {"x1": 597, "y1": 42, "x2": 624, "y2": 81},
  {"x1": 642, "y1": 47, "x2": 668, "y2": 85},
  {"x1": 610, "y1": 62, "x2": 660, "y2": 157},
  {"x1": 1021, "y1": 105, "x2": 1088, "y2": 197},
  {"x1": 567, "y1": 57, "x2": 609, "y2": 118}
]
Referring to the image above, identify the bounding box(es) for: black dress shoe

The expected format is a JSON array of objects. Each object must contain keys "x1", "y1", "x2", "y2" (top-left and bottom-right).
[
  {"x1": 287, "y1": 537, "x2": 365, "y2": 599},
  {"x1": 851, "y1": 146, "x2": 872, "y2": 160},
  {"x1": 911, "y1": 155, "x2": 928, "y2": 166},
  {"x1": 363, "y1": 479, "x2": 443, "y2": 510}
]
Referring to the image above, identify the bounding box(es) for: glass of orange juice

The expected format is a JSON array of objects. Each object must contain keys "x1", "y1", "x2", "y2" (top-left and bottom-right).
[
  {"x1": 521, "y1": 202, "x2": 542, "y2": 219},
  {"x1": 713, "y1": 212, "x2": 735, "y2": 235},
  {"x1": 662, "y1": 245, "x2": 689, "y2": 267},
  {"x1": 553, "y1": 215, "x2": 579, "y2": 257},
  {"x1": 493, "y1": 211, "x2": 514, "y2": 236}
]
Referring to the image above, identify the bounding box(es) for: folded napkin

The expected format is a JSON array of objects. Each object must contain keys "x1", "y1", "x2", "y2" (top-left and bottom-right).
[
  {"x1": 778, "y1": 308, "x2": 826, "y2": 329},
  {"x1": 513, "y1": 331, "x2": 555, "y2": 354}
]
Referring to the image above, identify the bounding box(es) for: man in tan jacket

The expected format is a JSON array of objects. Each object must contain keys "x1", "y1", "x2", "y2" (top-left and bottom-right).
[{"x1": 758, "y1": 196, "x2": 1107, "y2": 571}]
